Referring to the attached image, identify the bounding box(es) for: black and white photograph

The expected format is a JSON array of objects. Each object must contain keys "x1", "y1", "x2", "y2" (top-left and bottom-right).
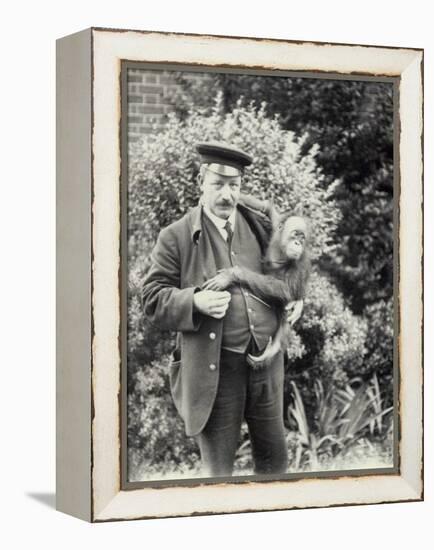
[
  {"x1": 2, "y1": 0, "x2": 431, "y2": 538},
  {"x1": 124, "y1": 65, "x2": 397, "y2": 483}
]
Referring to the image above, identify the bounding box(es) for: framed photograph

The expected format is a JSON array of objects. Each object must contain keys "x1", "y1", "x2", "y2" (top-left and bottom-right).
[{"x1": 56, "y1": 27, "x2": 423, "y2": 522}]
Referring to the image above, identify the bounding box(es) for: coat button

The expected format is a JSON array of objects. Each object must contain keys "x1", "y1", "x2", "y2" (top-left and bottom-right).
[
  {"x1": 209, "y1": 363, "x2": 216, "y2": 371},
  {"x1": 209, "y1": 332, "x2": 216, "y2": 340}
]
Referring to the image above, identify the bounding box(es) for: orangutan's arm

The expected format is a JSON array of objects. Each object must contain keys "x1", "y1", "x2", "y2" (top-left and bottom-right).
[
  {"x1": 231, "y1": 266, "x2": 294, "y2": 304},
  {"x1": 239, "y1": 194, "x2": 272, "y2": 216},
  {"x1": 202, "y1": 265, "x2": 293, "y2": 305}
]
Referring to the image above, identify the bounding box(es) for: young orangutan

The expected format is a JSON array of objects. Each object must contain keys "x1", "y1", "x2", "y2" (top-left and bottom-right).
[{"x1": 202, "y1": 195, "x2": 311, "y2": 368}]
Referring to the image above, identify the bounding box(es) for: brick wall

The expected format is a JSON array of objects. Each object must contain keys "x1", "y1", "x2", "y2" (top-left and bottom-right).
[{"x1": 127, "y1": 68, "x2": 211, "y2": 143}]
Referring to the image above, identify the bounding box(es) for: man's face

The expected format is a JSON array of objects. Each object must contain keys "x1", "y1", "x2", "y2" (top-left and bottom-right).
[{"x1": 200, "y1": 168, "x2": 242, "y2": 219}]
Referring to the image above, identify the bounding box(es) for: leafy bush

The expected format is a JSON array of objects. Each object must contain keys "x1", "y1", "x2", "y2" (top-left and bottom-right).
[
  {"x1": 285, "y1": 270, "x2": 368, "y2": 422},
  {"x1": 360, "y1": 298, "x2": 394, "y2": 408},
  {"x1": 127, "y1": 355, "x2": 200, "y2": 479}
]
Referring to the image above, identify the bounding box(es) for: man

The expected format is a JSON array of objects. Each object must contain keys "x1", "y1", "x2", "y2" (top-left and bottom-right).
[{"x1": 142, "y1": 142, "x2": 299, "y2": 477}]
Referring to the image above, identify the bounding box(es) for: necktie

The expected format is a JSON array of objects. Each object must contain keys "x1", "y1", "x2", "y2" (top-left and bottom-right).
[{"x1": 224, "y1": 220, "x2": 233, "y2": 245}]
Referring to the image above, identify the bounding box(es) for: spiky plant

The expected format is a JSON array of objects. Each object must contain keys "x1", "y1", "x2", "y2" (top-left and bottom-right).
[{"x1": 288, "y1": 375, "x2": 393, "y2": 471}]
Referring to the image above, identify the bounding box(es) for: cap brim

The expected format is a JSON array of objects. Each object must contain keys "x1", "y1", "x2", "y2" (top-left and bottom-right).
[{"x1": 204, "y1": 164, "x2": 242, "y2": 177}]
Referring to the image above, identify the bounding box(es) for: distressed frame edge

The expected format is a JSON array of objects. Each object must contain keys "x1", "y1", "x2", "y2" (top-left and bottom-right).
[
  {"x1": 396, "y1": 51, "x2": 424, "y2": 500},
  {"x1": 90, "y1": 28, "x2": 424, "y2": 522},
  {"x1": 90, "y1": 25, "x2": 424, "y2": 54}
]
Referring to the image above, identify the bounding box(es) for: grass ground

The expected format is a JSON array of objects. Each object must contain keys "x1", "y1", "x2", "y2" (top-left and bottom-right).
[{"x1": 129, "y1": 436, "x2": 393, "y2": 482}]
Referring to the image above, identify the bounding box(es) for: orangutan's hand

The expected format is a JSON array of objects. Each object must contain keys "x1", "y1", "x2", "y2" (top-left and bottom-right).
[
  {"x1": 202, "y1": 268, "x2": 236, "y2": 291},
  {"x1": 285, "y1": 299, "x2": 304, "y2": 326}
]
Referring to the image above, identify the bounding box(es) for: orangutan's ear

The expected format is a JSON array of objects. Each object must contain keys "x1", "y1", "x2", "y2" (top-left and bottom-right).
[
  {"x1": 292, "y1": 203, "x2": 304, "y2": 216},
  {"x1": 280, "y1": 209, "x2": 293, "y2": 220}
]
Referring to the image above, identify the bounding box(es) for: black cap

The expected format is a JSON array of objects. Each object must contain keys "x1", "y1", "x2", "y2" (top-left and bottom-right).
[{"x1": 196, "y1": 141, "x2": 253, "y2": 176}]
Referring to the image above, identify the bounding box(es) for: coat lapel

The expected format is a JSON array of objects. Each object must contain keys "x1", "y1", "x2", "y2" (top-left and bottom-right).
[{"x1": 186, "y1": 205, "x2": 218, "y2": 285}]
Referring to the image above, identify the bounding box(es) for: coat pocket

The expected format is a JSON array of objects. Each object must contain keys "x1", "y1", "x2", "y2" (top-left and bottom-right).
[
  {"x1": 169, "y1": 345, "x2": 181, "y2": 365},
  {"x1": 168, "y1": 348, "x2": 183, "y2": 418}
]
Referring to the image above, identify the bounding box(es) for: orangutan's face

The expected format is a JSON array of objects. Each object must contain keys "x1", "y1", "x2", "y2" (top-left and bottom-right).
[{"x1": 280, "y1": 217, "x2": 308, "y2": 261}]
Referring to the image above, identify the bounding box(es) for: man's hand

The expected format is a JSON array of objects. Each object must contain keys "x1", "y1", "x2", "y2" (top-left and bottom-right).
[
  {"x1": 285, "y1": 299, "x2": 304, "y2": 326},
  {"x1": 193, "y1": 290, "x2": 231, "y2": 319},
  {"x1": 202, "y1": 268, "x2": 236, "y2": 291}
]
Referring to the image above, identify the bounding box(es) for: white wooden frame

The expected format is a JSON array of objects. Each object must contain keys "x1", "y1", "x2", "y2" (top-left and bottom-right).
[{"x1": 56, "y1": 27, "x2": 423, "y2": 522}]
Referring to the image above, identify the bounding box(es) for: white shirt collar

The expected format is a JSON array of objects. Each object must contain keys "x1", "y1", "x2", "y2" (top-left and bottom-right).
[{"x1": 202, "y1": 205, "x2": 236, "y2": 238}]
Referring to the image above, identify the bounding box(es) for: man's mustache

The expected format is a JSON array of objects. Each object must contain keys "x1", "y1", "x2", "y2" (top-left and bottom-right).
[{"x1": 216, "y1": 200, "x2": 233, "y2": 207}]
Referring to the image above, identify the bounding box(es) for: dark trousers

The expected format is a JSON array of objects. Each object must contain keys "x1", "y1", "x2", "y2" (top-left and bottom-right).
[{"x1": 195, "y1": 343, "x2": 288, "y2": 477}]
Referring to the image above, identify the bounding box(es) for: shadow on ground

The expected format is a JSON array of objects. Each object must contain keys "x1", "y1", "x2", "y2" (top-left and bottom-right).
[{"x1": 26, "y1": 492, "x2": 56, "y2": 509}]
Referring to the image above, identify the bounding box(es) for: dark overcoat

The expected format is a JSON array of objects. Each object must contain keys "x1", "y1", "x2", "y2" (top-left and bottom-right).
[{"x1": 141, "y1": 202, "x2": 272, "y2": 437}]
